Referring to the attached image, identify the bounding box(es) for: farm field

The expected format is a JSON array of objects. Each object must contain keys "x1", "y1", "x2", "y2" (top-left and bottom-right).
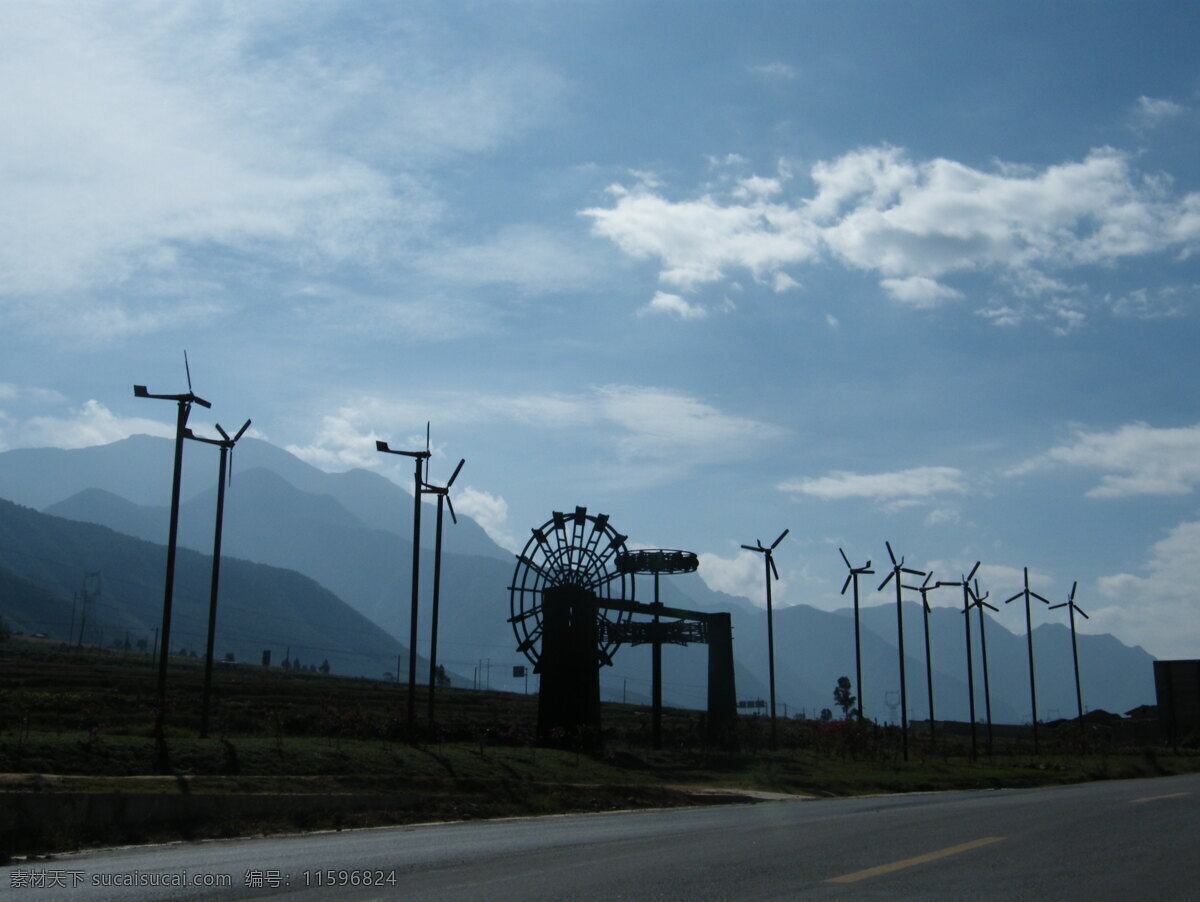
[{"x1": 2, "y1": 637, "x2": 1198, "y2": 857}]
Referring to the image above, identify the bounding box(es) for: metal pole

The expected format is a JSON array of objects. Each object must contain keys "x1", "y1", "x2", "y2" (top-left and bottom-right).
[
  {"x1": 408, "y1": 456, "x2": 422, "y2": 729},
  {"x1": 963, "y1": 585, "x2": 977, "y2": 760},
  {"x1": 200, "y1": 443, "x2": 228, "y2": 739},
  {"x1": 853, "y1": 576, "x2": 864, "y2": 722},
  {"x1": 427, "y1": 493, "x2": 445, "y2": 723},
  {"x1": 155, "y1": 398, "x2": 190, "y2": 770},
  {"x1": 652, "y1": 570, "x2": 663, "y2": 750},
  {"x1": 765, "y1": 554, "x2": 778, "y2": 750},
  {"x1": 1024, "y1": 586, "x2": 1040, "y2": 754},
  {"x1": 922, "y1": 599, "x2": 935, "y2": 749},
  {"x1": 977, "y1": 605, "x2": 993, "y2": 755},
  {"x1": 895, "y1": 573, "x2": 908, "y2": 761},
  {"x1": 1069, "y1": 604, "x2": 1083, "y2": 723}
]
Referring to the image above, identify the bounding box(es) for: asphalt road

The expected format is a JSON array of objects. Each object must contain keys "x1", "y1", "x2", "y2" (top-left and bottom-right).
[{"x1": 6, "y1": 773, "x2": 1200, "y2": 900}]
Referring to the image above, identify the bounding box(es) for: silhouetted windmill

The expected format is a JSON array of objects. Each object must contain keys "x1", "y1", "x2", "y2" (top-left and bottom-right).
[
  {"x1": 1003, "y1": 567, "x2": 1051, "y2": 753},
  {"x1": 1049, "y1": 581, "x2": 1089, "y2": 723},
  {"x1": 877, "y1": 542, "x2": 925, "y2": 761},
  {"x1": 937, "y1": 562, "x2": 986, "y2": 759},
  {"x1": 184, "y1": 419, "x2": 250, "y2": 739},
  {"x1": 377, "y1": 423, "x2": 433, "y2": 730},
  {"x1": 422, "y1": 455, "x2": 465, "y2": 722},
  {"x1": 133, "y1": 353, "x2": 212, "y2": 771},
  {"x1": 969, "y1": 576, "x2": 998, "y2": 755},
  {"x1": 839, "y1": 549, "x2": 874, "y2": 722},
  {"x1": 742, "y1": 529, "x2": 788, "y2": 749},
  {"x1": 915, "y1": 572, "x2": 946, "y2": 748}
]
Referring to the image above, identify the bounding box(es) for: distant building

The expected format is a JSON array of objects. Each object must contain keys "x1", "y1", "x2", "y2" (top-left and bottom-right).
[{"x1": 1153, "y1": 660, "x2": 1200, "y2": 743}]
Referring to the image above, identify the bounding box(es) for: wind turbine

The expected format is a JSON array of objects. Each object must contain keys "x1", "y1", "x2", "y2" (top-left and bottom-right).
[
  {"x1": 742, "y1": 529, "x2": 788, "y2": 749},
  {"x1": 915, "y1": 572, "x2": 946, "y2": 749},
  {"x1": 1003, "y1": 567, "x2": 1051, "y2": 753},
  {"x1": 377, "y1": 423, "x2": 433, "y2": 731},
  {"x1": 422, "y1": 455, "x2": 465, "y2": 722},
  {"x1": 184, "y1": 419, "x2": 251, "y2": 739},
  {"x1": 937, "y1": 562, "x2": 987, "y2": 759},
  {"x1": 839, "y1": 549, "x2": 874, "y2": 722},
  {"x1": 1049, "y1": 581, "x2": 1089, "y2": 724},
  {"x1": 133, "y1": 352, "x2": 212, "y2": 771},
  {"x1": 877, "y1": 541, "x2": 925, "y2": 761},
  {"x1": 969, "y1": 576, "x2": 998, "y2": 755}
]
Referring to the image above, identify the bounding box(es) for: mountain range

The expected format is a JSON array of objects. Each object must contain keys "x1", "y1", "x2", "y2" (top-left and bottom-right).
[{"x1": 0, "y1": 435, "x2": 1157, "y2": 720}]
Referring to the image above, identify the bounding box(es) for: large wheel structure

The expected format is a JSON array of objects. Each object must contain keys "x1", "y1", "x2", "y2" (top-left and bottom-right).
[{"x1": 509, "y1": 507, "x2": 633, "y2": 670}]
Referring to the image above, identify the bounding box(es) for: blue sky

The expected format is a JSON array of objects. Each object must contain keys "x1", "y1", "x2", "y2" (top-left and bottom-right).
[{"x1": 3, "y1": 1, "x2": 1200, "y2": 658}]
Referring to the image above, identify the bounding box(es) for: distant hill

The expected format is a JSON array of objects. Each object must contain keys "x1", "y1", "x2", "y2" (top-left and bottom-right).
[
  {"x1": 3, "y1": 436, "x2": 1159, "y2": 719},
  {"x1": 0, "y1": 497, "x2": 410, "y2": 680}
]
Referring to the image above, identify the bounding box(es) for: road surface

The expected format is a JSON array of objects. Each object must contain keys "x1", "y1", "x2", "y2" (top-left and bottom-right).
[{"x1": 5, "y1": 773, "x2": 1199, "y2": 900}]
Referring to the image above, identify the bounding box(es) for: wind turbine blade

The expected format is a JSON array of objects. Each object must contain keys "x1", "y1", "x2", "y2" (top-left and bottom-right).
[
  {"x1": 1002, "y1": 591, "x2": 1023, "y2": 605},
  {"x1": 1031, "y1": 591, "x2": 1051, "y2": 605},
  {"x1": 184, "y1": 350, "x2": 193, "y2": 393},
  {"x1": 863, "y1": 561, "x2": 873, "y2": 571},
  {"x1": 839, "y1": 547, "x2": 851, "y2": 569},
  {"x1": 878, "y1": 572, "x2": 895, "y2": 592},
  {"x1": 885, "y1": 541, "x2": 897, "y2": 566},
  {"x1": 921, "y1": 572, "x2": 933, "y2": 589},
  {"x1": 1076, "y1": 607, "x2": 1090, "y2": 619},
  {"x1": 446, "y1": 494, "x2": 458, "y2": 525},
  {"x1": 233, "y1": 419, "x2": 251, "y2": 442},
  {"x1": 771, "y1": 528, "x2": 789, "y2": 549},
  {"x1": 215, "y1": 423, "x2": 231, "y2": 442},
  {"x1": 769, "y1": 557, "x2": 779, "y2": 581},
  {"x1": 901, "y1": 567, "x2": 925, "y2": 577},
  {"x1": 1049, "y1": 602, "x2": 1067, "y2": 610},
  {"x1": 1069, "y1": 581, "x2": 1077, "y2": 603},
  {"x1": 841, "y1": 574, "x2": 853, "y2": 595},
  {"x1": 447, "y1": 458, "x2": 465, "y2": 488},
  {"x1": 967, "y1": 561, "x2": 981, "y2": 583},
  {"x1": 376, "y1": 440, "x2": 390, "y2": 452},
  {"x1": 740, "y1": 544, "x2": 760, "y2": 553},
  {"x1": 981, "y1": 600, "x2": 998, "y2": 612}
]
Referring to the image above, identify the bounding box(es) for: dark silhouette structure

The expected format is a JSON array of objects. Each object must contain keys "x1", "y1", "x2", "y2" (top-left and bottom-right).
[
  {"x1": 615, "y1": 548, "x2": 701, "y2": 749},
  {"x1": 937, "y1": 562, "x2": 989, "y2": 759},
  {"x1": 915, "y1": 572, "x2": 946, "y2": 748},
  {"x1": 509, "y1": 508, "x2": 737, "y2": 749},
  {"x1": 376, "y1": 427, "x2": 432, "y2": 730},
  {"x1": 421, "y1": 456, "x2": 464, "y2": 722},
  {"x1": 838, "y1": 549, "x2": 874, "y2": 721},
  {"x1": 133, "y1": 358, "x2": 211, "y2": 770},
  {"x1": 742, "y1": 529, "x2": 788, "y2": 749},
  {"x1": 184, "y1": 418, "x2": 250, "y2": 738},
  {"x1": 1049, "y1": 581, "x2": 1089, "y2": 723},
  {"x1": 1003, "y1": 567, "x2": 1051, "y2": 752},
  {"x1": 878, "y1": 541, "x2": 925, "y2": 761}
]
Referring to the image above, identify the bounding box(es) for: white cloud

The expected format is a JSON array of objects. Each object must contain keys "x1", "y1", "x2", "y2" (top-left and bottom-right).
[
  {"x1": 583, "y1": 146, "x2": 1200, "y2": 323},
  {"x1": 824, "y1": 313, "x2": 839, "y2": 329},
  {"x1": 0, "y1": 3, "x2": 562, "y2": 338},
  {"x1": 0, "y1": 399, "x2": 174, "y2": 451},
  {"x1": 750, "y1": 62, "x2": 797, "y2": 81},
  {"x1": 454, "y1": 486, "x2": 518, "y2": 552},
  {"x1": 772, "y1": 272, "x2": 800, "y2": 293},
  {"x1": 1016, "y1": 422, "x2": 1200, "y2": 497},
  {"x1": 880, "y1": 276, "x2": 962, "y2": 308},
  {"x1": 1134, "y1": 95, "x2": 1186, "y2": 128},
  {"x1": 287, "y1": 385, "x2": 786, "y2": 484},
  {"x1": 698, "y1": 549, "x2": 782, "y2": 607},
  {"x1": 1096, "y1": 519, "x2": 1200, "y2": 658},
  {"x1": 638, "y1": 291, "x2": 708, "y2": 320},
  {"x1": 779, "y1": 466, "x2": 967, "y2": 501}
]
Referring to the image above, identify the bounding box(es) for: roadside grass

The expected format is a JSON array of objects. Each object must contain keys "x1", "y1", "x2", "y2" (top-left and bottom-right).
[{"x1": 3, "y1": 638, "x2": 1199, "y2": 857}]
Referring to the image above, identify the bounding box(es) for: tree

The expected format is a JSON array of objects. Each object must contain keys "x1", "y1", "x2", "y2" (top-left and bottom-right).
[
  {"x1": 0, "y1": 616, "x2": 10, "y2": 643},
  {"x1": 833, "y1": 676, "x2": 857, "y2": 720},
  {"x1": 435, "y1": 664, "x2": 451, "y2": 687},
  {"x1": 319, "y1": 659, "x2": 330, "y2": 674}
]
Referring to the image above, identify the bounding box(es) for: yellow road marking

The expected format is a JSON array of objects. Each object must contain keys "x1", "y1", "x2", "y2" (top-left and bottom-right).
[
  {"x1": 1131, "y1": 792, "x2": 1191, "y2": 804},
  {"x1": 826, "y1": 837, "x2": 1005, "y2": 884}
]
